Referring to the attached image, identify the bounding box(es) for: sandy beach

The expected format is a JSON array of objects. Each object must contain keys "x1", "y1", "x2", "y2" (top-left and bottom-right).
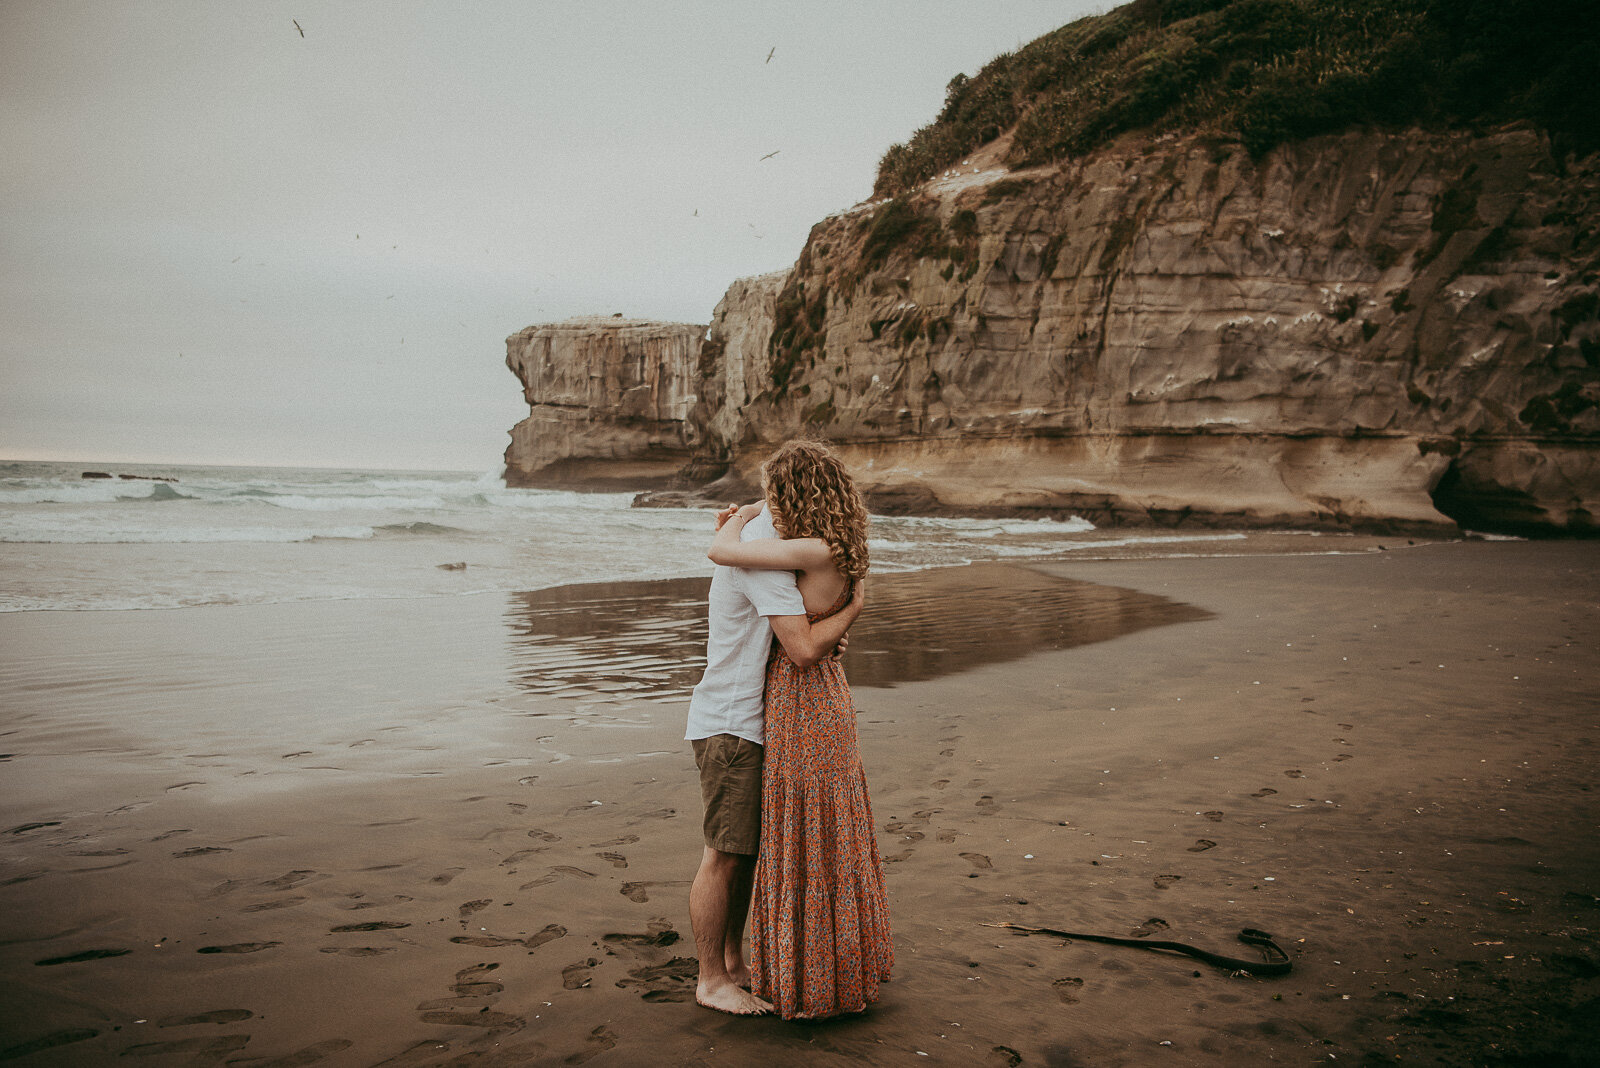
[{"x1": 2, "y1": 540, "x2": 1597, "y2": 1066}]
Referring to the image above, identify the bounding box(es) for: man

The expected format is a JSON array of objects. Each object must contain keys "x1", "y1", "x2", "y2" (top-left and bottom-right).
[{"x1": 685, "y1": 502, "x2": 863, "y2": 1015}]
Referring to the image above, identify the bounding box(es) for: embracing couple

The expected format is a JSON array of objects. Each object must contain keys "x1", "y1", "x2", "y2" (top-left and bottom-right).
[{"x1": 684, "y1": 440, "x2": 893, "y2": 1020}]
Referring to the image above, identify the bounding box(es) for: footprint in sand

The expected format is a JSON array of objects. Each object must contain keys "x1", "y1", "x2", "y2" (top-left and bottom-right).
[
  {"x1": 35, "y1": 949, "x2": 132, "y2": 966},
  {"x1": 120, "y1": 1036, "x2": 250, "y2": 1058},
  {"x1": 1202, "y1": 811, "x2": 1224, "y2": 822},
  {"x1": 991, "y1": 1045, "x2": 1024, "y2": 1067},
  {"x1": 197, "y1": 942, "x2": 281, "y2": 954},
  {"x1": 0, "y1": 1030, "x2": 101, "y2": 1060},
  {"x1": 617, "y1": 880, "x2": 689, "y2": 904},
  {"x1": 1251, "y1": 788, "x2": 1278, "y2": 798},
  {"x1": 242, "y1": 896, "x2": 306, "y2": 913},
  {"x1": 339, "y1": 894, "x2": 412, "y2": 911},
  {"x1": 1187, "y1": 840, "x2": 1217, "y2": 853},
  {"x1": 507, "y1": 802, "x2": 528, "y2": 814},
  {"x1": 1129, "y1": 917, "x2": 1170, "y2": 938},
  {"x1": 499, "y1": 848, "x2": 551, "y2": 869},
  {"x1": 453, "y1": 963, "x2": 504, "y2": 995},
  {"x1": 8, "y1": 821, "x2": 62, "y2": 836},
  {"x1": 172, "y1": 846, "x2": 231, "y2": 858},
  {"x1": 430, "y1": 868, "x2": 466, "y2": 885},
  {"x1": 614, "y1": 959, "x2": 698, "y2": 1004},
  {"x1": 960, "y1": 852, "x2": 993, "y2": 870},
  {"x1": 156, "y1": 1010, "x2": 253, "y2": 1027},
  {"x1": 883, "y1": 821, "x2": 925, "y2": 842},
  {"x1": 418, "y1": 1008, "x2": 524, "y2": 1035},
  {"x1": 527, "y1": 829, "x2": 562, "y2": 843},
  {"x1": 975, "y1": 796, "x2": 996, "y2": 810},
  {"x1": 1284, "y1": 769, "x2": 1305, "y2": 779},
  {"x1": 242, "y1": 1038, "x2": 353, "y2": 1064},
  {"x1": 595, "y1": 852, "x2": 629, "y2": 869},
  {"x1": 1052, "y1": 976, "x2": 1085, "y2": 1004},
  {"x1": 319, "y1": 946, "x2": 394, "y2": 957},
  {"x1": 937, "y1": 830, "x2": 958, "y2": 843},
  {"x1": 591, "y1": 834, "x2": 639, "y2": 847},
  {"x1": 519, "y1": 866, "x2": 597, "y2": 889},
  {"x1": 939, "y1": 748, "x2": 956, "y2": 757},
  {"x1": 1153, "y1": 874, "x2": 1182, "y2": 890},
  {"x1": 631, "y1": 808, "x2": 677, "y2": 822},
  {"x1": 1338, "y1": 723, "x2": 1354, "y2": 731},
  {"x1": 330, "y1": 921, "x2": 410, "y2": 933},
  {"x1": 150, "y1": 829, "x2": 191, "y2": 842},
  {"x1": 458, "y1": 900, "x2": 493, "y2": 921},
  {"x1": 565, "y1": 1025, "x2": 619, "y2": 1064},
  {"x1": 932, "y1": 779, "x2": 950, "y2": 790},
  {"x1": 882, "y1": 850, "x2": 914, "y2": 864},
  {"x1": 261, "y1": 870, "x2": 320, "y2": 891},
  {"x1": 1333, "y1": 753, "x2": 1354, "y2": 762},
  {"x1": 601, "y1": 921, "x2": 680, "y2": 953},
  {"x1": 449, "y1": 923, "x2": 565, "y2": 951},
  {"x1": 562, "y1": 958, "x2": 599, "y2": 989}
]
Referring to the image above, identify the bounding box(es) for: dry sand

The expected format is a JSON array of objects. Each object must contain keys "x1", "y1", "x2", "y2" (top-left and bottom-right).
[{"x1": 1, "y1": 540, "x2": 1597, "y2": 1065}]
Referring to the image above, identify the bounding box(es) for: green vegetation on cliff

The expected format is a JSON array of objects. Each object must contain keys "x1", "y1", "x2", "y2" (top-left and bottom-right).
[{"x1": 875, "y1": 0, "x2": 1598, "y2": 196}]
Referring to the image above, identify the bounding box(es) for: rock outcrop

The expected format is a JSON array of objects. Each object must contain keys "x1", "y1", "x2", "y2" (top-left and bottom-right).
[
  {"x1": 506, "y1": 126, "x2": 1599, "y2": 535},
  {"x1": 504, "y1": 317, "x2": 703, "y2": 488},
  {"x1": 681, "y1": 126, "x2": 1600, "y2": 534}
]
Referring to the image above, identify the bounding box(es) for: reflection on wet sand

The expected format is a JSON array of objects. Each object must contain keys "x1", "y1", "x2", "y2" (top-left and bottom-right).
[{"x1": 505, "y1": 563, "x2": 1212, "y2": 702}]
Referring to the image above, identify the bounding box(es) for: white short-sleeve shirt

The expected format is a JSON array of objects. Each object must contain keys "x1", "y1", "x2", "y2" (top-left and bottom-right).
[{"x1": 684, "y1": 507, "x2": 804, "y2": 746}]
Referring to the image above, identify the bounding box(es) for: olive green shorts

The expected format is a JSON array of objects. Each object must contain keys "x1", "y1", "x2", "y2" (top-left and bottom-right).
[{"x1": 692, "y1": 733, "x2": 763, "y2": 855}]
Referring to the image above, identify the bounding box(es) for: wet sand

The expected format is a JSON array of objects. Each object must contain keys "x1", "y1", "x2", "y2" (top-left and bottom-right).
[{"x1": 1, "y1": 541, "x2": 1597, "y2": 1065}]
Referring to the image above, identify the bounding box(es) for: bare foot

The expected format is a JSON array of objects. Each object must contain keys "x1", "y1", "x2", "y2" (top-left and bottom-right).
[{"x1": 696, "y1": 978, "x2": 772, "y2": 1016}]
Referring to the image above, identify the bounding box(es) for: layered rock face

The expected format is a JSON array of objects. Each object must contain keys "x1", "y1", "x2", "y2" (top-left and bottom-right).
[
  {"x1": 688, "y1": 126, "x2": 1599, "y2": 534},
  {"x1": 504, "y1": 317, "x2": 703, "y2": 487}
]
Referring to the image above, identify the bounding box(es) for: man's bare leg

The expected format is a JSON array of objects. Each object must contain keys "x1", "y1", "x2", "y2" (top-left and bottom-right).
[
  {"x1": 723, "y1": 850, "x2": 757, "y2": 988},
  {"x1": 689, "y1": 845, "x2": 772, "y2": 1015}
]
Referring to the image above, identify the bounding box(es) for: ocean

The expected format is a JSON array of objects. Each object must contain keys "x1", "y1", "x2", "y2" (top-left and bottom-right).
[{"x1": 0, "y1": 459, "x2": 1364, "y2": 614}]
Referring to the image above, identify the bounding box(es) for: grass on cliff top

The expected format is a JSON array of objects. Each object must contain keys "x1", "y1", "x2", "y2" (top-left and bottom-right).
[{"x1": 874, "y1": 0, "x2": 1599, "y2": 196}]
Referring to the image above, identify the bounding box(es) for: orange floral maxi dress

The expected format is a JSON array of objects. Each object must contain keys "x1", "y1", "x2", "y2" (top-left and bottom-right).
[{"x1": 749, "y1": 585, "x2": 893, "y2": 1019}]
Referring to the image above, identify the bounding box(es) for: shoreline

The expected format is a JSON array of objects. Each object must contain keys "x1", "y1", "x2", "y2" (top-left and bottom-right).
[{"x1": 1, "y1": 542, "x2": 1596, "y2": 1064}]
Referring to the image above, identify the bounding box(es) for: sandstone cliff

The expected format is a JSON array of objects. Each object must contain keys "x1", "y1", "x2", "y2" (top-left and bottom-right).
[
  {"x1": 504, "y1": 128, "x2": 1599, "y2": 534},
  {"x1": 504, "y1": 317, "x2": 703, "y2": 488},
  {"x1": 676, "y1": 125, "x2": 1599, "y2": 535}
]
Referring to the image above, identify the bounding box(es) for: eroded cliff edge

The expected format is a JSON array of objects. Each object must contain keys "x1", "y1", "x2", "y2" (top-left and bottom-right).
[
  {"x1": 690, "y1": 126, "x2": 1600, "y2": 534},
  {"x1": 506, "y1": 126, "x2": 1599, "y2": 533},
  {"x1": 503, "y1": 316, "x2": 703, "y2": 488}
]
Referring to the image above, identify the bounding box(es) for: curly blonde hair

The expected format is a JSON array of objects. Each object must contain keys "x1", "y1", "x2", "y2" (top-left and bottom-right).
[{"x1": 761, "y1": 440, "x2": 870, "y2": 582}]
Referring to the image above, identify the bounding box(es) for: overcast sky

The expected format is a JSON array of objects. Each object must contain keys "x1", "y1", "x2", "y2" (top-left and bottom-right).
[{"x1": 2, "y1": 1, "x2": 1102, "y2": 471}]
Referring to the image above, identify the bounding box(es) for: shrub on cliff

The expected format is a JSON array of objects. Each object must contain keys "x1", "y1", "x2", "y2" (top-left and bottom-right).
[{"x1": 874, "y1": 0, "x2": 1599, "y2": 196}]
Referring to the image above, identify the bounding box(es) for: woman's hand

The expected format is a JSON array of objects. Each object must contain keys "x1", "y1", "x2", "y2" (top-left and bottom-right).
[{"x1": 713, "y1": 502, "x2": 763, "y2": 531}]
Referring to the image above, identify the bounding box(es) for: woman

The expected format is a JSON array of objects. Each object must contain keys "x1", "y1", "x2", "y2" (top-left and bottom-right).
[{"x1": 707, "y1": 440, "x2": 893, "y2": 1019}]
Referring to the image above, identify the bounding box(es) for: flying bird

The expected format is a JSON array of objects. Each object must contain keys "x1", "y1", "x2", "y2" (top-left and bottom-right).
[
  {"x1": 760, "y1": 150, "x2": 780, "y2": 161},
  {"x1": 293, "y1": 19, "x2": 304, "y2": 37},
  {"x1": 766, "y1": 47, "x2": 774, "y2": 63}
]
